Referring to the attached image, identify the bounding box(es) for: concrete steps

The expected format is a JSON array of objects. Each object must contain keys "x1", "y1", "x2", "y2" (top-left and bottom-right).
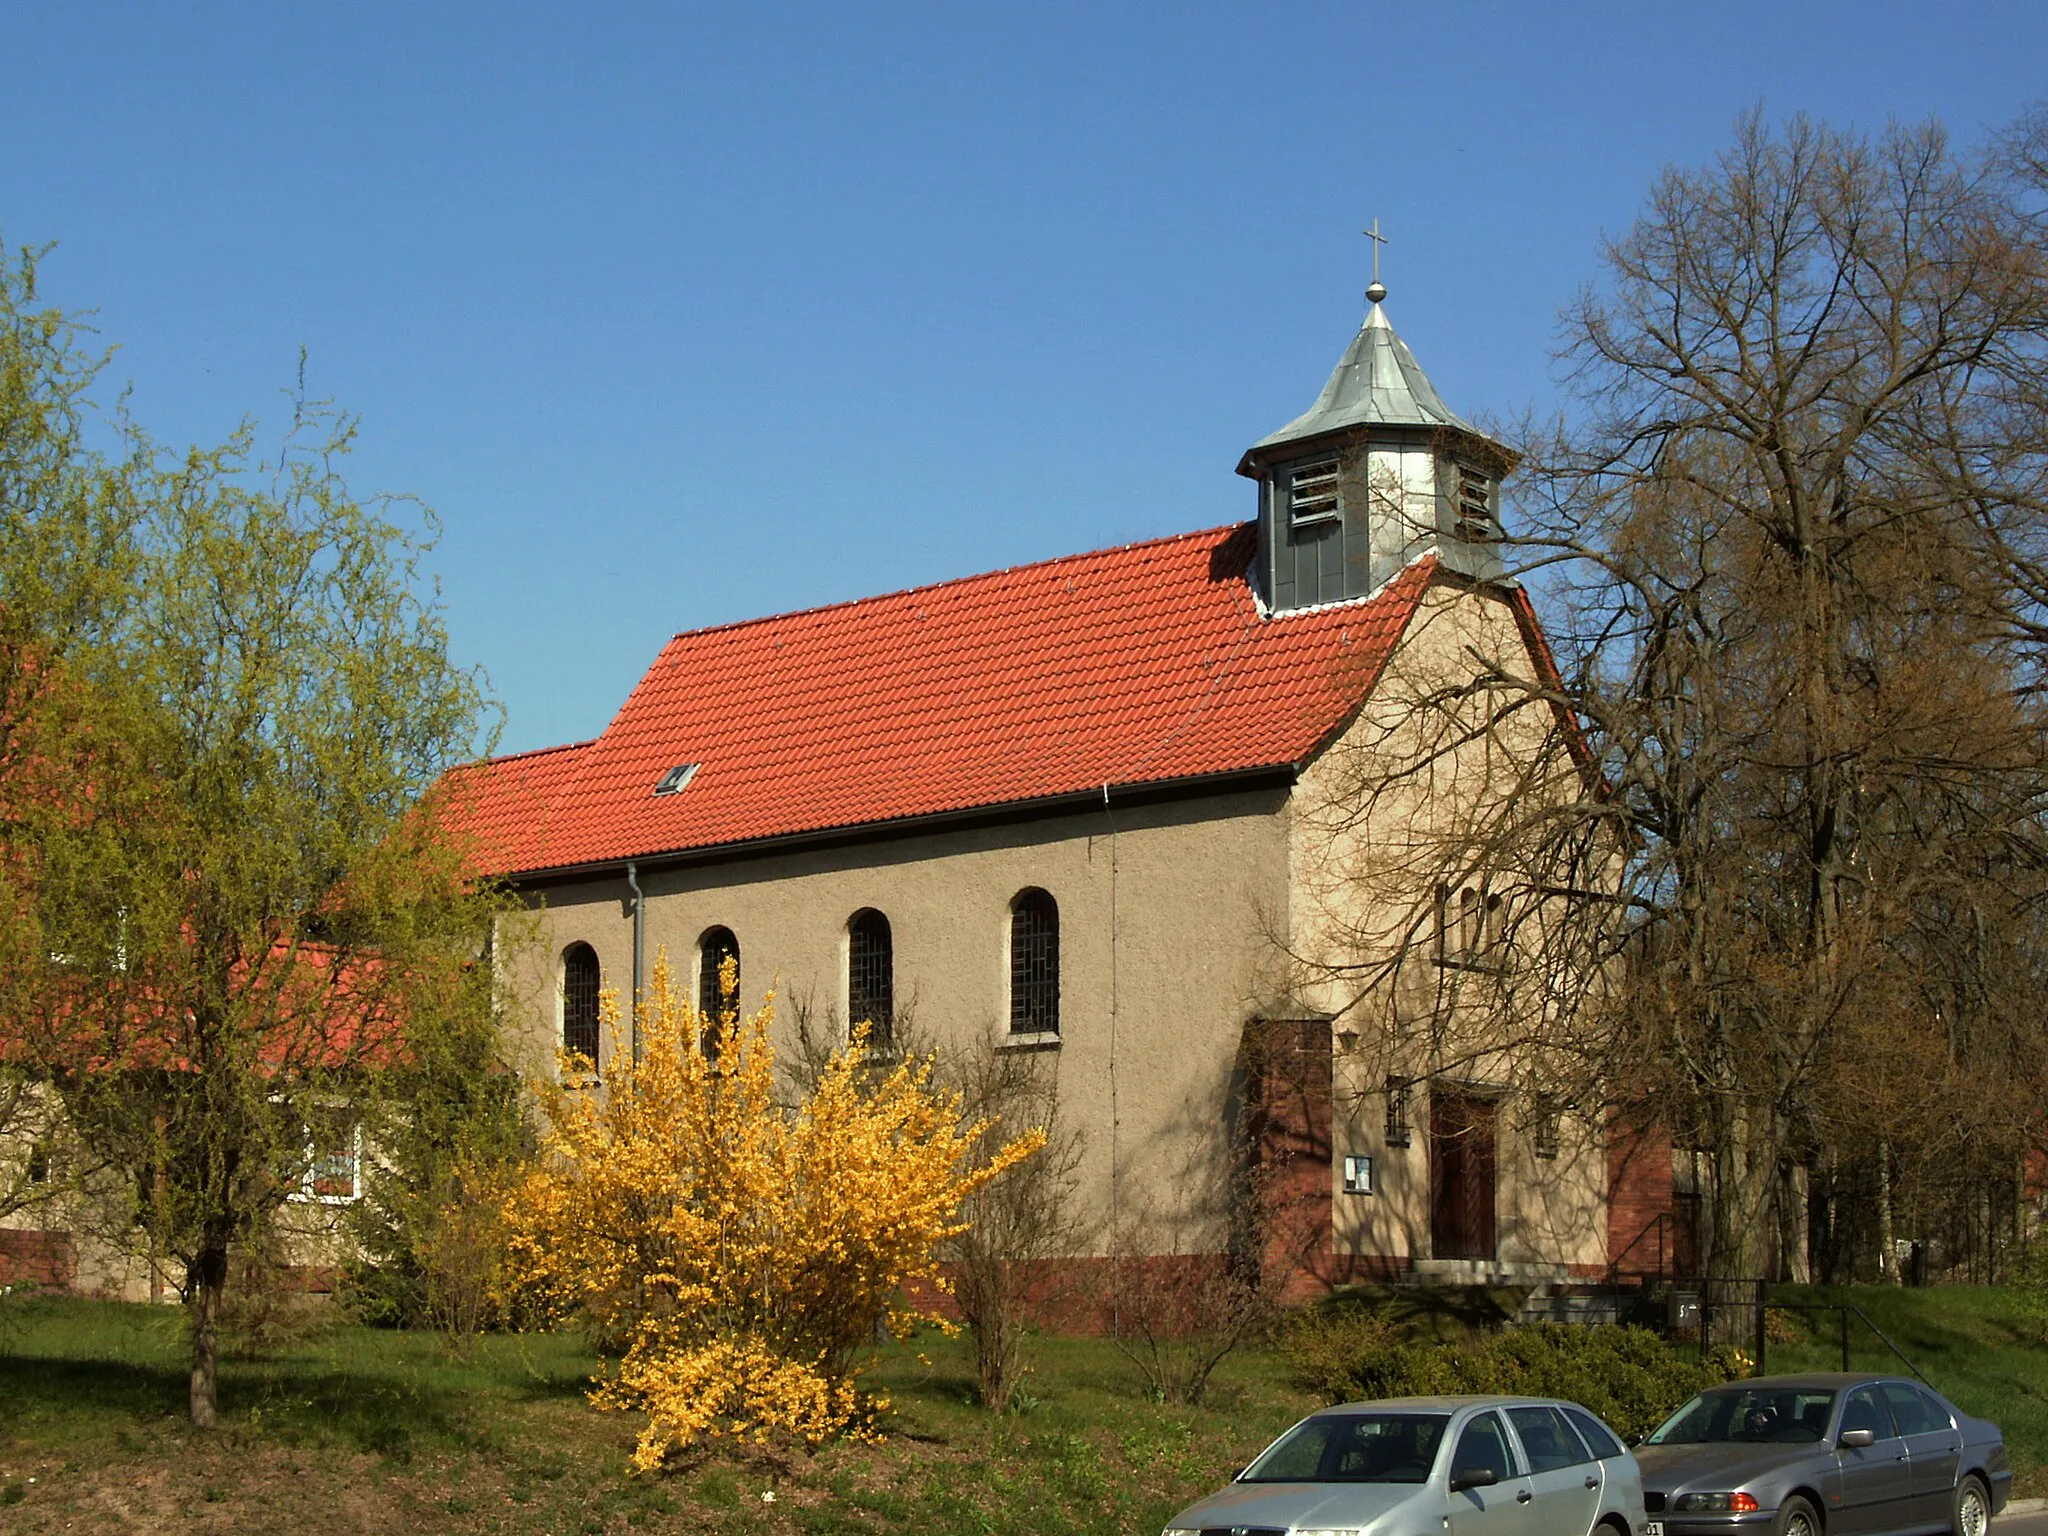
[
  {"x1": 1514, "y1": 1282, "x2": 1643, "y2": 1328},
  {"x1": 1394, "y1": 1258, "x2": 1573, "y2": 1287}
]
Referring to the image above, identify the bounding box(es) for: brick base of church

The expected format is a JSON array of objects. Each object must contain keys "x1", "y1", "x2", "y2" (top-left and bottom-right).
[
  {"x1": 1606, "y1": 1116, "x2": 1678, "y2": 1283},
  {"x1": 0, "y1": 1226, "x2": 77, "y2": 1289}
]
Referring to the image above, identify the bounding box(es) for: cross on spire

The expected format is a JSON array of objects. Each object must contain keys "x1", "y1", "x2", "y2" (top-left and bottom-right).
[{"x1": 1362, "y1": 217, "x2": 1388, "y2": 305}]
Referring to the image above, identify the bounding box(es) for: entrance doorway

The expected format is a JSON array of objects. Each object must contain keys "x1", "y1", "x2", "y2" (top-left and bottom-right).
[{"x1": 1430, "y1": 1091, "x2": 1498, "y2": 1261}]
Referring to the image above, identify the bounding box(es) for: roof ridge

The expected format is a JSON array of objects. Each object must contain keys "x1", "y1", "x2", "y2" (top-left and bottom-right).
[
  {"x1": 443, "y1": 521, "x2": 1490, "y2": 878},
  {"x1": 463, "y1": 738, "x2": 596, "y2": 768},
  {"x1": 652, "y1": 523, "x2": 1249, "y2": 649}
]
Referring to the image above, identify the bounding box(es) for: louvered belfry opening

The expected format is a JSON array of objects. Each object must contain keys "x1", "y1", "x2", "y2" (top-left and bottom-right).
[
  {"x1": 697, "y1": 926, "x2": 740, "y2": 1054},
  {"x1": 1008, "y1": 887, "x2": 1059, "y2": 1034},
  {"x1": 562, "y1": 943, "x2": 601, "y2": 1066},
  {"x1": 846, "y1": 908, "x2": 894, "y2": 1049}
]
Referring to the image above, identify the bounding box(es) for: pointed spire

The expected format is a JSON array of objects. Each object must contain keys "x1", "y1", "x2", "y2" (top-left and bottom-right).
[{"x1": 1246, "y1": 302, "x2": 1477, "y2": 455}]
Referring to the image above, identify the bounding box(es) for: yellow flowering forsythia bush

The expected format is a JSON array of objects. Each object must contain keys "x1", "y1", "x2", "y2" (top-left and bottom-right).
[{"x1": 501, "y1": 951, "x2": 1043, "y2": 1468}]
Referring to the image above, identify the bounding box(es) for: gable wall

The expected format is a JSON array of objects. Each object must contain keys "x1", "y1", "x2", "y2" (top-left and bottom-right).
[
  {"x1": 500, "y1": 787, "x2": 1295, "y2": 1254},
  {"x1": 1285, "y1": 582, "x2": 1610, "y2": 1272}
]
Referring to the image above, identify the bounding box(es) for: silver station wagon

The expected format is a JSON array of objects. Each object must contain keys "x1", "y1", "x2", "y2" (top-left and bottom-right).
[
  {"x1": 1634, "y1": 1373, "x2": 2010, "y2": 1536},
  {"x1": 1161, "y1": 1395, "x2": 1646, "y2": 1536}
]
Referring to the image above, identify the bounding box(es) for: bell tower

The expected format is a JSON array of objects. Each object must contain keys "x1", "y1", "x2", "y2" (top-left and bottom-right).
[{"x1": 1238, "y1": 242, "x2": 1515, "y2": 614}]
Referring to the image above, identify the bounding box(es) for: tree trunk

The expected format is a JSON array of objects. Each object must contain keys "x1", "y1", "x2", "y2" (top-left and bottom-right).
[
  {"x1": 1876, "y1": 1140, "x2": 1898, "y2": 1284},
  {"x1": 1777, "y1": 1161, "x2": 1810, "y2": 1283},
  {"x1": 1709, "y1": 1106, "x2": 1776, "y2": 1280},
  {"x1": 188, "y1": 1245, "x2": 228, "y2": 1428}
]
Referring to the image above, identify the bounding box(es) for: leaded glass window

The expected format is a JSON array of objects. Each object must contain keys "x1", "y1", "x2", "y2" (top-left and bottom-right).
[
  {"x1": 847, "y1": 908, "x2": 893, "y2": 1050},
  {"x1": 563, "y1": 943, "x2": 601, "y2": 1068},
  {"x1": 698, "y1": 926, "x2": 740, "y2": 1030},
  {"x1": 697, "y1": 926, "x2": 743, "y2": 1060},
  {"x1": 1009, "y1": 888, "x2": 1059, "y2": 1035}
]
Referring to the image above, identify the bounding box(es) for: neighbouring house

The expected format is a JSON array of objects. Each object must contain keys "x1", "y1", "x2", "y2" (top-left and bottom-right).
[{"x1": 450, "y1": 288, "x2": 1676, "y2": 1295}]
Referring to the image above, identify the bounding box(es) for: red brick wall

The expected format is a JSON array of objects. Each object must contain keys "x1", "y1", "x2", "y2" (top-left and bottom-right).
[
  {"x1": 1244, "y1": 1019, "x2": 1336, "y2": 1302},
  {"x1": 0, "y1": 1227, "x2": 78, "y2": 1290},
  {"x1": 1606, "y1": 1116, "x2": 1676, "y2": 1282},
  {"x1": 905, "y1": 1253, "x2": 1230, "y2": 1334}
]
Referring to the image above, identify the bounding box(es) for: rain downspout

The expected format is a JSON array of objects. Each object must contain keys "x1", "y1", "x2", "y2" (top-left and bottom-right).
[
  {"x1": 1103, "y1": 781, "x2": 1120, "y2": 1338},
  {"x1": 626, "y1": 861, "x2": 646, "y2": 1062}
]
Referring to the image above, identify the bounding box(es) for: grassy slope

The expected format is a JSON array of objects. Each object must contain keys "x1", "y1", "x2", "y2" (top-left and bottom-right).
[
  {"x1": 0, "y1": 1296, "x2": 1317, "y2": 1536},
  {"x1": 5, "y1": 1284, "x2": 2042, "y2": 1533},
  {"x1": 1763, "y1": 1284, "x2": 2048, "y2": 1495}
]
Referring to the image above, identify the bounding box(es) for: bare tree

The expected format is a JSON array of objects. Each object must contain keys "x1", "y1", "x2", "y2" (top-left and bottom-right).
[
  {"x1": 939, "y1": 1032, "x2": 1088, "y2": 1412},
  {"x1": 1294, "y1": 109, "x2": 2048, "y2": 1283}
]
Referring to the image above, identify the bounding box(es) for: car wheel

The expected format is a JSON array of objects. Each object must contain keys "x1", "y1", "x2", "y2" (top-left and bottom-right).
[
  {"x1": 1952, "y1": 1475, "x2": 1990, "y2": 1536},
  {"x1": 1776, "y1": 1495, "x2": 1821, "y2": 1536}
]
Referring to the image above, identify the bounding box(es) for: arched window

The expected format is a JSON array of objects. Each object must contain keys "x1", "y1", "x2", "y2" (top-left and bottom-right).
[
  {"x1": 562, "y1": 943, "x2": 601, "y2": 1068},
  {"x1": 847, "y1": 908, "x2": 893, "y2": 1049},
  {"x1": 698, "y1": 925, "x2": 740, "y2": 1022},
  {"x1": 1009, "y1": 888, "x2": 1059, "y2": 1035}
]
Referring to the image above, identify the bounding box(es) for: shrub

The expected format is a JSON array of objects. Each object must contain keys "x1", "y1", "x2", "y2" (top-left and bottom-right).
[
  {"x1": 343, "y1": 965, "x2": 537, "y2": 1340},
  {"x1": 215, "y1": 1217, "x2": 336, "y2": 1359},
  {"x1": 1284, "y1": 1315, "x2": 1750, "y2": 1441},
  {"x1": 2011, "y1": 1242, "x2": 2048, "y2": 1344},
  {"x1": 939, "y1": 1030, "x2": 1090, "y2": 1414},
  {"x1": 500, "y1": 951, "x2": 1042, "y2": 1468},
  {"x1": 1763, "y1": 1306, "x2": 1802, "y2": 1346}
]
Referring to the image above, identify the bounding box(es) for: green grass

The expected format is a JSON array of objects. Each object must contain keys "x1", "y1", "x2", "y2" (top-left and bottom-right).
[
  {"x1": 0, "y1": 1293, "x2": 1317, "y2": 1535},
  {"x1": 5, "y1": 1283, "x2": 2042, "y2": 1533},
  {"x1": 1758, "y1": 1284, "x2": 2048, "y2": 1494}
]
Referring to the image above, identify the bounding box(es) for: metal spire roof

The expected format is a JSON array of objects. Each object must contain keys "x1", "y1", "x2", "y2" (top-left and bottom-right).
[{"x1": 1249, "y1": 300, "x2": 1477, "y2": 453}]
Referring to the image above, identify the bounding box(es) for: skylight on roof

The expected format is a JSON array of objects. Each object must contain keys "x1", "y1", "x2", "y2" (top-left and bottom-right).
[{"x1": 653, "y1": 762, "x2": 700, "y2": 797}]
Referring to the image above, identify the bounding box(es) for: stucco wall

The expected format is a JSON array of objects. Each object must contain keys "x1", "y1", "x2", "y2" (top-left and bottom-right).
[
  {"x1": 1288, "y1": 579, "x2": 1610, "y2": 1272},
  {"x1": 501, "y1": 788, "x2": 1294, "y2": 1253}
]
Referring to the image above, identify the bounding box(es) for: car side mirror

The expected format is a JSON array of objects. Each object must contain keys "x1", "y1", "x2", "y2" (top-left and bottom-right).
[
  {"x1": 1450, "y1": 1468, "x2": 1499, "y2": 1492},
  {"x1": 1839, "y1": 1428, "x2": 1875, "y2": 1449}
]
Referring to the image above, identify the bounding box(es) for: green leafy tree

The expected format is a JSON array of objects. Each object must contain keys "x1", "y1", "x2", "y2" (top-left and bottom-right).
[
  {"x1": 0, "y1": 244, "x2": 145, "y2": 1225},
  {"x1": 0, "y1": 241, "x2": 510, "y2": 1423}
]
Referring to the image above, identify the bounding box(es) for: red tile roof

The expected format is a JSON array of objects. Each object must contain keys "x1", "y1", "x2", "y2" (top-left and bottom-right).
[{"x1": 448, "y1": 524, "x2": 1444, "y2": 877}]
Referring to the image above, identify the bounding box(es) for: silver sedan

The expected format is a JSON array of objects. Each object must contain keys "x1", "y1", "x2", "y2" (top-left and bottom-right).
[
  {"x1": 1162, "y1": 1394, "x2": 1646, "y2": 1536},
  {"x1": 1634, "y1": 1373, "x2": 2010, "y2": 1536}
]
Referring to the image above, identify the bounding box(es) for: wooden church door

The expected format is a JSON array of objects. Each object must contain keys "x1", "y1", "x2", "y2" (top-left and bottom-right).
[{"x1": 1430, "y1": 1092, "x2": 1498, "y2": 1261}]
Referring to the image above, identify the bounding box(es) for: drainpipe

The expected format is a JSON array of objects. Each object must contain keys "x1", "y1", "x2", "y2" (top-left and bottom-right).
[
  {"x1": 625, "y1": 861, "x2": 646, "y2": 1062},
  {"x1": 1102, "y1": 781, "x2": 1120, "y2": 1338}
]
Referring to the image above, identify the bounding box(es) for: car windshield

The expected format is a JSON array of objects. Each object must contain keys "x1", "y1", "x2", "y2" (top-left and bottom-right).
[
  {"x1": 1647, "y1": 1388, "x2": 1838, "y2": 1446},
  {"x1": 1243, "y1": 1413, "x2": 1451, "y2": 1483}
]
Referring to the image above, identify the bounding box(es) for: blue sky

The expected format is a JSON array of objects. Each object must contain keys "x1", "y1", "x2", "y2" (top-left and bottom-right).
[{"x1": 5, "y1": 2, "x2": 2046, "y2": 754}]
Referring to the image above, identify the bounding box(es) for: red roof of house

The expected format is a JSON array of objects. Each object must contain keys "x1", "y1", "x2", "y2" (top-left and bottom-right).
[{"x1": 448, "y1": 523, "x2": 1448, "y2": 877}]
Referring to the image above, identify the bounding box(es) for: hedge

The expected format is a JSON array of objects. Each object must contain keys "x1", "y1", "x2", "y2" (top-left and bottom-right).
[{"x1": 1283, "y1": 1310, "x2": 1751, "y2": 1442}]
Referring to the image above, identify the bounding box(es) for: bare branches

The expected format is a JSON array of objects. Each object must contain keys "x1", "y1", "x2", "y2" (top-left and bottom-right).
[{"x1": 1292, "y1": 108, "x2": 2048, "y2": 1283}]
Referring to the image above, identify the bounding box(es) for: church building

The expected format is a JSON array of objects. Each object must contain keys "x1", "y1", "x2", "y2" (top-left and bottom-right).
[{"x1": 452, "y1": 284, "x2": 1674, "y2": 1293}]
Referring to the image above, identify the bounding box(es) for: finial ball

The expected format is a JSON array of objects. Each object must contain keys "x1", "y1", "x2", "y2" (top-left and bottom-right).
[{"x1": 1365, "y1": 280, "x2": 1387, "y2": 305}]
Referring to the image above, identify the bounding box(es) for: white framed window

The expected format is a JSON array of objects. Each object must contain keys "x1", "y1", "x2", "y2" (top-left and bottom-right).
[{"x1": 302, "y1": 1108, "x2": 362, "y2": 1204}]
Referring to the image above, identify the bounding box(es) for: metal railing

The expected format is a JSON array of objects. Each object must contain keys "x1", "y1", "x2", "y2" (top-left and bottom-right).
[
  {"x1": 1606, "y1": 1210, "x2": 1674, "y2": 1285},
  {"x1": 1663, "y1": 1278, "x2": 1934, "y2": 1386}
]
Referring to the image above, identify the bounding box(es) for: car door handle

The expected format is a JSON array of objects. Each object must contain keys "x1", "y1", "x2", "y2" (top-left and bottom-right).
[
  {"x1": 1517, "y1": 1489, "x2": 1533, "y2": 1503},
  {"x1": 1585, "y1": 1477, "x2": 1600, "y2": 1489}
]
